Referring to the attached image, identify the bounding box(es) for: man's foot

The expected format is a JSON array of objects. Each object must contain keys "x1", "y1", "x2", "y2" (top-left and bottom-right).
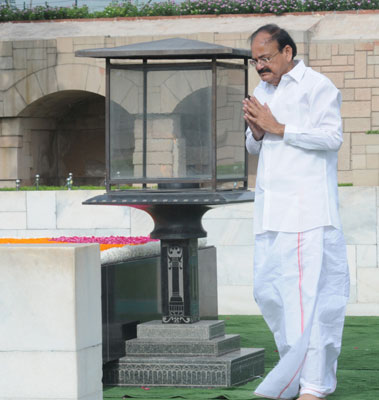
[{"x1": 297, "y1": 395, "x2": 326, "y2": 400}]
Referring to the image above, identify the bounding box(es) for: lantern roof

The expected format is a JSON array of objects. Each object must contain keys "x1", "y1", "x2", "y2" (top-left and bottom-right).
[{"x1": 75, "y1": 37, "x2": 251, "y2": 60}]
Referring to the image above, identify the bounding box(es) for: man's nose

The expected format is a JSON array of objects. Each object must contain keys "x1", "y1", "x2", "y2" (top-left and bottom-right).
[{"x1": 256, "y1": 62, "x2": 265, "y2": 71}]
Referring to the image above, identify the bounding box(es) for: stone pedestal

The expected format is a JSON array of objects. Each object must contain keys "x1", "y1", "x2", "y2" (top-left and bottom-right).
[
  {"x1": 85, "y1": 190, "x2": 263, "y2": 388},
  {"x1": 102, "y1": 246, "x2": 218, "y2": 364},
  {"x1": 0, "y1": 244, "x2": 103, "y2": 400},
  {"x1": 103, "y1": 320, "x2": 264, "y2": 387}
]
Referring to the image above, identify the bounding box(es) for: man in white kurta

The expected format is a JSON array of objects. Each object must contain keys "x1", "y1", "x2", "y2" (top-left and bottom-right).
[{"x1": 243, "y1": 25, "x2": 350, "y2": 400}]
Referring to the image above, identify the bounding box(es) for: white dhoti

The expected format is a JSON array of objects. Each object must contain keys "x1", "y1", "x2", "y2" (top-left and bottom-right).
[{"x1": 253, "y1": 226, "x2": 350, "y2": 399}]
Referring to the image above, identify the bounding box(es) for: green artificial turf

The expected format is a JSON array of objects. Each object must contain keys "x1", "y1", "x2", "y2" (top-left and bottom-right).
[{"x1": 103, "y1": 315, "x2": 379, "y2": 400}]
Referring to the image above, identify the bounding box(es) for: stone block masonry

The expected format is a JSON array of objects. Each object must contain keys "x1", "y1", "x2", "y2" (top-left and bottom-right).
[
  {"x1": 1, "y1": 12, "x2": 379, "y2": 187},
  {"x1": 309, "y1": 39, "x2": 379, "y2": 186}
]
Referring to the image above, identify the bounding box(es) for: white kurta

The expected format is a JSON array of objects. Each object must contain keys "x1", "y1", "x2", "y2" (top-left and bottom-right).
[
  {"x1": 246, "y1": 60, "x2": 343, "y2": 234},
  {"x1": 246, "y1": 60, "x2": 349, "y2": 399}
]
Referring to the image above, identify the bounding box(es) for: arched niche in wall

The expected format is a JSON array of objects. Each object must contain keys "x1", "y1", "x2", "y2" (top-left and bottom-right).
[{"x1": 19, "y1": 90, "x2": 106, "y2": 186}]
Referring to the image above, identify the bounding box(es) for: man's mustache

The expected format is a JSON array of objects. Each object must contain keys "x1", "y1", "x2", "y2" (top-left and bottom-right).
[{"x1": 258, "y1": 68, "x2": 271, "y2": 75}]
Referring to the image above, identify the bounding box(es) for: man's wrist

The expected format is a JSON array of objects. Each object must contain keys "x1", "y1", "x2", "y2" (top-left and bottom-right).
[
  {"x1": 275, "y1": 123, "x2": 285, "y2": 137},
  {"x1": 252, "y1": 130, "x2": 264, "y2": 141}
]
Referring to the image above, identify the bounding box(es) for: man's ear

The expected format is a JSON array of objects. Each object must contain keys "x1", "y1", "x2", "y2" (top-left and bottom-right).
[{"x1": 284, "y1": 45, "x2": 293, "y2": 61}]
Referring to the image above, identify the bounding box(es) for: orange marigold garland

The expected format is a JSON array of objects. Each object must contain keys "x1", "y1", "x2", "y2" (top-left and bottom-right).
[{"x1": 0, "y1": 236, "x2": 158, "y2": 252}]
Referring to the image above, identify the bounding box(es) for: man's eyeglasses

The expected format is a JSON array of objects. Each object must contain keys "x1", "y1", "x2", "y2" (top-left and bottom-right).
[{"x1": 249, "y1": 50, "x2": 281, "y2": 67}]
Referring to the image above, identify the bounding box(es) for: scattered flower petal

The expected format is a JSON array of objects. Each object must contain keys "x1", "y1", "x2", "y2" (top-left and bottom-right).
[{"x1": 0, "y1": 237, "x2": 207, "y2": 265}]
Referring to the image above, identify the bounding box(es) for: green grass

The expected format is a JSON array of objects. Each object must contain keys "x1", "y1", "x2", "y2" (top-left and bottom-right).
[
  {"x1": 103, "y1": 315, "x2": 379, "y2": 400},
  {"x1": 366, "y1": 130, "x2": 379, "y2": 134}
]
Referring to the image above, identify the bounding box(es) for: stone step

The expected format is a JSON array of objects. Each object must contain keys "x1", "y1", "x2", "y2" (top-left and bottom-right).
[
  {"x1": 125, "y1": 334, "x2": 241, "y2": 357},
  {"x1": 103, "y1": 347, "x2": 265, "y2": 388},
  {"x1": 137, "y1": 320, "x2": 225, "y2": 341}
]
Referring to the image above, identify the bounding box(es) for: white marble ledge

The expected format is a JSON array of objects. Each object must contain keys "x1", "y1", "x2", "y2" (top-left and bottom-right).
[
  {"x1": 0, "y1": 244, "x2": 101, "y2": 352},
  {"x1": 339, "y1": 186, "x2": 377, "y2": 245},
  {"x1": 26, "y1": 191, "x2": 56, "y2": 229},
  {"x1": 0, "y1": 211, "x2": 27, "y2": 229},
  {"x1": 218, "y1": 285, "x2": 260, "y2": 315},
  {"x1": 56, "y1": 191, "x2": 131, "y2": 229},
  {"x1": 217, "y1": 286, "x2": 379, "y2": 317},
  {"x1": 0, "y1": 191, "x2": 26, "y2": 212},
  {"x1": 0, "y1": 228, "x2": 131, "y2": 238},
  {"x1": 346, "y1": 245, "x2": 357, "y2": 285},
  {"x1": 357, "y1": 268, "x2": 379, "y2": 303},
  {"x1": 0, "y1": 345, "x2": 102, "y2": 400},
  {"x1": 130, "y1": 208, "x2": 154, "y2": 236},
  {"x1": 203, "y1": 201, "x2": 254, "y2": 219},
  {"x1": 216, "y1": 245, "x2": 254, "y2": 286},
  {"x1": 0, "y1": 229, "x2": 19, "y2": 238},
  {"x1": 348, "y1": 284, "x2": 357, "y2": 304},
  {"x1": 203, "y1": 218, "x2": 254, "y2": 246},
  {"x1": 356, "y1": 245, "x2": 377, "y2": 267},
  {"x1": 101, "y1": 238, "x2": 207, "y2": 265},
  {"x1": 346, "y1": 303, "x2": 379, "y2": 316}
]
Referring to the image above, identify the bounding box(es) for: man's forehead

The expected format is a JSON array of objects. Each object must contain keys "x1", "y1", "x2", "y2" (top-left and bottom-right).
[{"x1": 252, "y1": 32, "x2": 276, "y2": 48}]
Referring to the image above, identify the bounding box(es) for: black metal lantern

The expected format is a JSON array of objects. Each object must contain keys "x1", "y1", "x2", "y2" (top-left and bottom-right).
[
  {"x1": 76, "y1": 38, "x2": 263, "y2": 389},
  {"x1": 76, "y1": 38, "x2": 251, "y2": 192}
]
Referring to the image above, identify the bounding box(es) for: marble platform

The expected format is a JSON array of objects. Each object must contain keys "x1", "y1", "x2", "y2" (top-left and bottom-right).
[
  {"x1": 103, "y1": 320, "x2": 264, "y2": 387},
  {"x1": 0, "y1": 243, "x2": 103, "y2": 400}
]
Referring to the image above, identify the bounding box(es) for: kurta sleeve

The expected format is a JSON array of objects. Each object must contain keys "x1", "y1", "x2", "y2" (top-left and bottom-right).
[
  {"x1": 283, "y1": 78, "x2": 343, "y2": 151},
  {"x1": 245, "y1": 126, "x2": 262, "y2": 154}
]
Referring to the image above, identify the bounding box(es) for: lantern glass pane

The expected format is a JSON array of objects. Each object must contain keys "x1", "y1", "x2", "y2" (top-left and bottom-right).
[
  {"x1": 145, "y1": 68, "x2": 212, "y2": 180},
  {"x1": 216, "y1": 66, "x2": 246, "y2": 180},
  {"x1": 109, "y1": 68, "x2": 143, "y2": 180}
]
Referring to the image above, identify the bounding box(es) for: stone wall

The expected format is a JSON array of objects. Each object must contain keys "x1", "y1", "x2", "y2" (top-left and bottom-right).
[
  {"x1": 0, "y1": 187, "x2": 377, "y2": 316},
  {"x1": 308, "y1": 41, "x2": 379, "y2": 186},
  {"x1": 0, "y1": 37, "x2": 107, "y2": 187},
  {"x1": 1, "y1": 12, "x2": 379, "y2": 187}
]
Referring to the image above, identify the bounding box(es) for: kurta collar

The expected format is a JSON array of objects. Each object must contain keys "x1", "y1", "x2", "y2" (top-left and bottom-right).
[
  {"x1": 263, "y1": 60, "x2": 306, "y2": 90},
  {"x1": 284, "y1": 59, "x2": 306, "y2": 83}
]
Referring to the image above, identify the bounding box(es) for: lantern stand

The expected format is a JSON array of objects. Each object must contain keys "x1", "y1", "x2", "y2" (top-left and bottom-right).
[{"x1": 77, "y1": 38, "x2": 264, "y2": 388}]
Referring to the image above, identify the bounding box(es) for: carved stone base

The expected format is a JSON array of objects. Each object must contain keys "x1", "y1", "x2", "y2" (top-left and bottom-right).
[
  {"x1": 104, "y1": 348, "x2": 264, "y2": 387},
  {"x1": 103, "y1": 320, "x2": 265, "y2": 388},
  {"x1": 124, "y1": 334, "x2": 241, "y2": 357}
]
